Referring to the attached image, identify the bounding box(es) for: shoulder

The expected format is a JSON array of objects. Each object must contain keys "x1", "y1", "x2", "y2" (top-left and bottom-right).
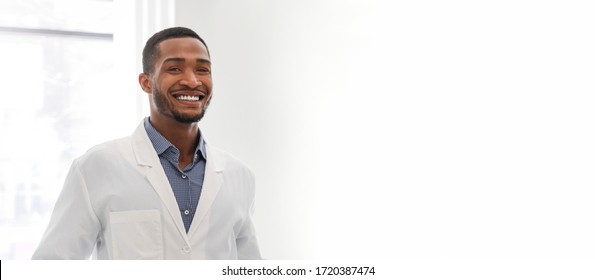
[
  {"x1": 207, "y1": 144, "x2": 255, "y2": 180},
  {"x1": 74, "y1": 136, "x2": 134, "y2": 168}
]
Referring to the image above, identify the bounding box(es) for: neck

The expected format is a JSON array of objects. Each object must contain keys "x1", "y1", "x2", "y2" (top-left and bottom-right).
[{"x1": 149, "y1": 115, "x2": 200, "y2": 158}]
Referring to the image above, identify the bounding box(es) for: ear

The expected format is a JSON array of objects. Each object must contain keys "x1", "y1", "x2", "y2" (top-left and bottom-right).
[{"x1": 138, "y1": 73, "x2": 152, "y2": 94}]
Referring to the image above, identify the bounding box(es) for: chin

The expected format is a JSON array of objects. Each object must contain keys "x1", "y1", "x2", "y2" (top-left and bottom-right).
[{"x1": 173, "y1": 112, "x2": 204, "y2": 123}]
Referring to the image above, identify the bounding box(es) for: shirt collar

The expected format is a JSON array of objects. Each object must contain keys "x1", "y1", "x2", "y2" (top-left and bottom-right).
[{"x1": 143, "y1": 117, "x2": 207, "y2": 160}]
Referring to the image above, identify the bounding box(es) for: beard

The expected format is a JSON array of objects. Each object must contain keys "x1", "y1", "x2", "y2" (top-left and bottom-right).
[{"x1": 152, "y1": 87, "x2": 210, "y2": 123}]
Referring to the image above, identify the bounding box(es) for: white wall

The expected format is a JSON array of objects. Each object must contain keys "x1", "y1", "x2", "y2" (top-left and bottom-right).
[{"x1": 175, "y1": 0, "x2": 595, "y2": 260}]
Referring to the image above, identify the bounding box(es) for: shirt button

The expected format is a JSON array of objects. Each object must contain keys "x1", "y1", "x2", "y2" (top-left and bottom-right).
[
  {"x1": 184, "y1": 209, "x2": 190, "y2": 215},
  {"x1": 182, "y1": 246, "x2": 191, "y2": 254},
  {"x1": 181, "y1": 174, "x2": 187, "y2": 179}
]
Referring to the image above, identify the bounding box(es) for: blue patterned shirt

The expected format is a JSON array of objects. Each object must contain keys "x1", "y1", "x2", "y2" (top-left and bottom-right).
[{"x1": 144, "y1": 117, "x2": 207, "y2": 233}]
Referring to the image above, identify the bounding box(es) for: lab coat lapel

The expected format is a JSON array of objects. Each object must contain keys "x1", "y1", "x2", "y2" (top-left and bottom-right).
[
  {"x1": 187, "y1": 142, "x2": 223, "y2": 238},
  {"x1": 131, "y1": 122, "x2": 189, "y2": 241}
]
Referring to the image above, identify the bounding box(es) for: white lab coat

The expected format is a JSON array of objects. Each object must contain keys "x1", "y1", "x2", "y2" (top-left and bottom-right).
[{"x1": 32, "y1": 122, "x2": 261, "y2": 259}]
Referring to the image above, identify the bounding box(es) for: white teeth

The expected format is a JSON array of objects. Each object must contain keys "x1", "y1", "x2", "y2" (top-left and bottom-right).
[{"x1": 176, "y1": 95, "x2": 200, "y2": 101}]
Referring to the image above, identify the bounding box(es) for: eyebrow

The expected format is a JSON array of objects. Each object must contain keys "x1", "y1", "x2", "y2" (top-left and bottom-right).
[{"x1": 163, "y1": 57, "x2": 211, "y2": 64}]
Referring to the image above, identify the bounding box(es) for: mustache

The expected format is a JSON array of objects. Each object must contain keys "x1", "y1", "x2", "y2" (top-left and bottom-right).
[
  {"x1": 171, "y1": 86, "x2": 205, "y2": 93},
  {"x1": 170, "y1": 86, "x2": 207, "y2": 94}
]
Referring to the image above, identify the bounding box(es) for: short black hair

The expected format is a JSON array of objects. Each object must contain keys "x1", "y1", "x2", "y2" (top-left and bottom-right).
[{"x1": 142, "y1": 26, "x2": 210, "y2": 74}]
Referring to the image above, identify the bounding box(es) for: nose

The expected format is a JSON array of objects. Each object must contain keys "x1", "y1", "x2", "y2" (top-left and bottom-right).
[{"x1": 179, "y1": 70, "x2": 202, "y2": 88}]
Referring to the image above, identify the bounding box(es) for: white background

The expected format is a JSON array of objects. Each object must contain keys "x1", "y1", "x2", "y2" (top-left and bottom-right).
[
  {"x1": 1, "y1": 0, "x2": 593, "y2": 261},
  {"x1": 175, "y1": 0, "x2": 595, "y2": 259}
]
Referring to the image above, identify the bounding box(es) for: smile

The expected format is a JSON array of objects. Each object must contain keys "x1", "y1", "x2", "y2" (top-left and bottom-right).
[{"x1": 175, "y1": 95, "x2": 202, "y2": 102}]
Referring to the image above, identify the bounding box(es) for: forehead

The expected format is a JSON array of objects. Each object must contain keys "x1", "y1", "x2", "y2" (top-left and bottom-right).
[{"x1": 156, "y1": 37, "x2": 210, "y2": 63}]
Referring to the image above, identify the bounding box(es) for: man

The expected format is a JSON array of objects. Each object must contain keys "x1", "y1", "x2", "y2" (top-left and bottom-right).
[{"x1": 32, "y1": 27, "x2": 262, "y2": 259}]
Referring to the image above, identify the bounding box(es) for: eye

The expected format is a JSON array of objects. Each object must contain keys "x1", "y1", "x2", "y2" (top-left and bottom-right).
[
  {"x1": 167, "y1": 67, "x2": 181, "y2": 73},
  {"x1": 196, "y1": 68, "x2": 211, "y2": 74}
]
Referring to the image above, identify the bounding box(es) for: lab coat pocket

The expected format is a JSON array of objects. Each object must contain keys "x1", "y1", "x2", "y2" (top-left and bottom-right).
[{"x1": 109, "y1": 209, "x2": 163, "y2": 259}]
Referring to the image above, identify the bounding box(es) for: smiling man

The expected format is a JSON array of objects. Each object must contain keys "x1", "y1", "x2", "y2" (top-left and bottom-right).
[{"x1": 32, "y1": 27, "x2": 262, "y2": 260}]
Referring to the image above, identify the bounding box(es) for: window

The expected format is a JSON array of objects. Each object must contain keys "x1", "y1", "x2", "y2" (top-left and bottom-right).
[{"x1": 0, "y1": 0, "x2": 142, "y2": 259}]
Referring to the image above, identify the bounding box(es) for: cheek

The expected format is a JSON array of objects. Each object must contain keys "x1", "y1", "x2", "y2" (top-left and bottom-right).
[
  {"x1": 206, "y1": 82, "x2": 213, "y2": 94},
  {"x1": 157, "y1": 79, "x2": 176, "y2": 93},
  {"x1": 200, "y1": 76, "x2": 213, "y2": 86}
]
